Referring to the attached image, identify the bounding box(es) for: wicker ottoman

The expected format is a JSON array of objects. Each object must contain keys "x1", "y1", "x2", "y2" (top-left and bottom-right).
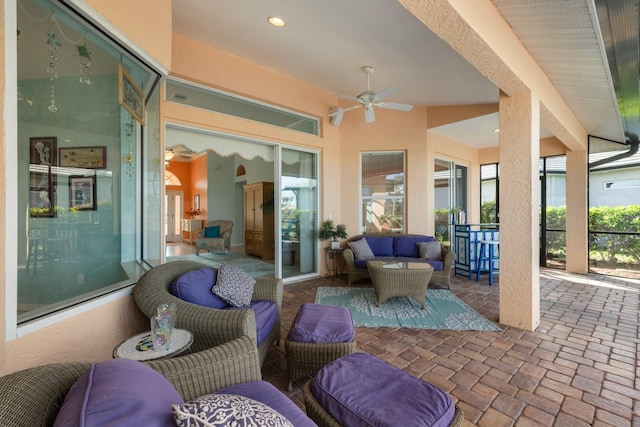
[{"x1": 285, "y1": 303, "x2": 356, "y2": 391}]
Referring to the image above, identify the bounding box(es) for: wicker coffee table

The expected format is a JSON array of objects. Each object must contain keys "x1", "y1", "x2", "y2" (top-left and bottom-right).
[{"x1": 366, "y1": 260, "x2": 434, "y2": 309}]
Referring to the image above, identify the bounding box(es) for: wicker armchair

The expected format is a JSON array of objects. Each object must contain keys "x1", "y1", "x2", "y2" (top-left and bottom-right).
[
  {"x1": 342, "y1": 233, "x2": 455, "y2": 289},
  {"x1": 0, "y1": 336, "x2": 261, "y2": 427},
  {"x1": 133, "y1": 260, "x2": 282, "y2": 366},
  {"x1": 195, "y1": 220, "x2": 233, "y2": 255}
]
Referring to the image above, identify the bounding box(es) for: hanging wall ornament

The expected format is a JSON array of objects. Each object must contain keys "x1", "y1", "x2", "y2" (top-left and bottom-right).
[
  {"x1": 46, "y1": 14, "x2": 61, "y2": 112},
  {"x1": 77, "y1": 38, "x2": 92, "y2": 85},
  {"x1": 123, "y1": 115, "x2": 136, "y2": 195}
]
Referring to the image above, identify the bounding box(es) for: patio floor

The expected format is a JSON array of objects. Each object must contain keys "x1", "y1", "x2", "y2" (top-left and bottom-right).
[{"x1": 261, "y1": 268, "x2": 639, "y2": 426}]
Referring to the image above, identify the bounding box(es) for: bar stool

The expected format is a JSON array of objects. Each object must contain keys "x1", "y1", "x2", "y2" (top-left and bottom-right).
[{"x1": 476, "y1": 239, "x2": 499, "y2": 285}]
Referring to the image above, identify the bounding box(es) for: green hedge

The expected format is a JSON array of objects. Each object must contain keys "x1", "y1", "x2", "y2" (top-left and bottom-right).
[{"x1": 480, "y1": 202, "x2": 640, "y2": 262}]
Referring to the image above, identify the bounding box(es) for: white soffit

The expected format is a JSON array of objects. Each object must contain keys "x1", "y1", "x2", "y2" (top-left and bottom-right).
[{"x1": 492, "y1": 0, "x2": 624, "y2": 142}]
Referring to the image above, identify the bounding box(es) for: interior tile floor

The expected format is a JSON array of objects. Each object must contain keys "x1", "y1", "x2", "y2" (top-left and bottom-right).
[{"x1": 261, "y1": 269, "x2": 639, "y2": 426}]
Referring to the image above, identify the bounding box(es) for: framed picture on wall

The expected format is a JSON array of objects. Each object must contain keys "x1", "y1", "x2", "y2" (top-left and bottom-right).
[
  {"x1": 59, "y1": 146, "x2": 107, "y2": 169},
  {"x1": 194, "y1": 194, "x2": 200, "y2": 210},
  {"x1": 29, "y1": 165, "x2": 56, "y2": 217},
  {"x1": 29, "y1": 136, "x2": 57, "y2": 166},
  {"x1": 118, "y1": 64, "x2": 145, "y2": 125},
  {"x1": 69, "y1": 175, "x2": 97, "y2": 210}
]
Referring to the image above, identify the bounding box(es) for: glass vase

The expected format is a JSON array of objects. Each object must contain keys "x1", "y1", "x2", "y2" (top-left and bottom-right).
[{"x1": 151, "y1": 303, "x2": 176, "y2": 351}]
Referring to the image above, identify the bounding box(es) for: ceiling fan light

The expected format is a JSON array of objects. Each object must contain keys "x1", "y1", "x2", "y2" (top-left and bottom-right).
[{"x1": 165, "y1": 150, "x2": 175, "y2": 161}]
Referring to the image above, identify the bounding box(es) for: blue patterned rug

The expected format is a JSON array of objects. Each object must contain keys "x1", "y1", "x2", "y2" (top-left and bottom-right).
[{"x1": 315, "y1": 287, "x2": 501, "y2": 331}]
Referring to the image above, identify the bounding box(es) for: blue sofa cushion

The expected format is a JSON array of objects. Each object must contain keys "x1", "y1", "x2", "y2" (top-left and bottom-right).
[
  {"x1": 217, "y1": 381, "x2": 317, "y2": 427},
  {"x1": 365, "y1": 236, "x2": 394, "y2": 256},
  {"x1": 311, "y1": 353, "x2": 455, "y2": 427},
  {"x1": 287, "y1": 303, "x2": 355, "y2": 343},
  {"x1": 228, "y1": 300, "x2": 277, "y2": 345},
  {"x1": 173, "y1": 393, "x2": 293, "y2": 427},
  {"x1": 170, "y1": 267, "x2": 229, "y2": 309},
  {"x1": 54, "y1": 359, "x2": 182, "y2": 427},
  {"x1": 353, "y1": 256, "x2": 395, "y2": 269},
  {"x1": 394, "y1": 235, "x2": 434, "y2": 257}
]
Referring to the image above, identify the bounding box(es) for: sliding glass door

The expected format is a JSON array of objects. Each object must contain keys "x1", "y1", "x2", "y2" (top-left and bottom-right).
[{"x1": 434, "y1": 159, "x2": 468, "y2": 246}]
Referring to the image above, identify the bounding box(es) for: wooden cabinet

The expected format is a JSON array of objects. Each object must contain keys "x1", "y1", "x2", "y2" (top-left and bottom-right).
[{"x1": 244, "y1": 182, "x2": 274, "y2": 259}]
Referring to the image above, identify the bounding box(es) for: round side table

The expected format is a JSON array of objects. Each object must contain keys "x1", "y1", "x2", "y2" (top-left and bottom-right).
[{"x1": 113, "y1": 328, "x2": 193, "y2": 361}]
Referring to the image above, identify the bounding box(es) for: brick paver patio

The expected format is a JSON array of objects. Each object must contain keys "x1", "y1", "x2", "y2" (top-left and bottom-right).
[{"x1": 261, "y1": 268, "x2": 639, "y2": 426}]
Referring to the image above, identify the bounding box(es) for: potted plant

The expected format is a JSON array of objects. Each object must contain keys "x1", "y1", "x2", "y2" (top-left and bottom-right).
[{"x1": 318, "y1": 219, "x2": 348, "y2": 249}]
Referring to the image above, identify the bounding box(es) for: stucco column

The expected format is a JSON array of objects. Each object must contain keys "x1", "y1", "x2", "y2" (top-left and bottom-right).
[
  {"x1": 565, "y1": 150, "x2": 589, "y2": 273},
  {"x1": 498, "y1": 90, "x2": 540, "y2": 331}
]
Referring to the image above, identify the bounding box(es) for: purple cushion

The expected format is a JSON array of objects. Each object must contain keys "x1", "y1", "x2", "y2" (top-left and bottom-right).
[
  {"x1": 228, "y1": 300, "x2": 278, "y2": 345},
  {"x1": 217, "y1": 381, "x2": 317, "y2": 427},
  {"x1": 170, "y1": 267, "x2": 229, "y2": 309},
  {"x1": 394, "y1": 235, "x2": 434, "y2": 257},
  {"x1": 426, "y1": 260, "x2": 444, "y2": 271},
  {"x1": 54, "y1": 358, "x2": 182, "y2": 427},
  {"x1": 288, "y1": 303, "x2": 355, "y2": 343},
  {"x1": 364, "y1": 236, "x2": 394, "y2": 256},
  {"x1": 311, "y1": 353, "x2": 455, "y2": 427}
]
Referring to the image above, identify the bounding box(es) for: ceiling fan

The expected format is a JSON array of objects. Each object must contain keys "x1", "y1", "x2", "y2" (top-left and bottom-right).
[
  {"x1": 165, "y1": 145, "x2": 194, "y2": 165},
  {"x1": 329, "y1": 66, "x2": 413, "y2": 126}
]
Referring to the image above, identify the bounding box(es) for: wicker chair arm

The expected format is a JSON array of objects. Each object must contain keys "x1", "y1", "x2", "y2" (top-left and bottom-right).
[
  {"x1": 343, "y1": 248, "x2": 356, "y2": 269},
  {"x1": 441, "y1": 247, "x2": 455, "y2": 271},
  {"x1": 145, "y1": 335, "x2": 261, "y2": 401}
]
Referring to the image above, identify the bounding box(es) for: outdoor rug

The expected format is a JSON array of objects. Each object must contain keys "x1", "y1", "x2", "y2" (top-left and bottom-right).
[{"x1": 315, "y1": 287, "x2": 501, "y2": 331}]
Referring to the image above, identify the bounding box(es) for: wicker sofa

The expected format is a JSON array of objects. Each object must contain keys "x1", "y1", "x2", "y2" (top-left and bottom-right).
[
  {"x1": 0, "y1": 337, "x2": 315, "y2": 427},
  {"x1": 343, "y1": 233, "x2": 455, "y2": 289},
  {"x1": 133, "y1": 260, "x2": 281, "y2": 366}
]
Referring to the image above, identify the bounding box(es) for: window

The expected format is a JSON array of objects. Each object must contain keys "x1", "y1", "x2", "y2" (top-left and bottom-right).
[
  {"x1": 361, "y1": 152, "x2": 405, "y2": 233},
  {"x1": 16, "y1": 0, "x2": 160, "y2": 323}
]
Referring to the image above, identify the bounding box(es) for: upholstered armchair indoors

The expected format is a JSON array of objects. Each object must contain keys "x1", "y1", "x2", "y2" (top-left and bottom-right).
[
  {"x1": 133, "y1": 260, "x2": 282, "y2": 366},
  {"x1": 195, "y1": 220, "x2": 233, "y2": 255}
]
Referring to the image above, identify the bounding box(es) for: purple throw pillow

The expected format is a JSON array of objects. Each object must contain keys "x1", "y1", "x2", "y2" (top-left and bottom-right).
[
  {"x1": 54, "y1": 358, "x2": 182, "y2": 427},
  {"x1": 170, "y1": 267, "x2": 229, "y2": 309}
]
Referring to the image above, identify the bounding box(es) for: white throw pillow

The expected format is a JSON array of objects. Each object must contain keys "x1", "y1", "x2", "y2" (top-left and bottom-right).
[
  {"x1": 172, "y1": 393, "x2": 293, "y2": 427},
  {"x1": 417, "y1": 241, "x2": 442, "y2": 261}
]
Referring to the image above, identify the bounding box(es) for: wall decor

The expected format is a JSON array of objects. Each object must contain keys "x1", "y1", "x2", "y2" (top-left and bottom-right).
[
  {"x1": 194, "y1": 194, "x2": 200, "y2": 210},
  {"x1": 118, "y1": 64, "x2": 145, "y2": 125},
  {"x1": 29, "y1": 168, "x2": 56, "y2": 217},
  {"x1": 29, "y1": 137, "x2": 57, "y2": 166},
  {"x1": 59, "y1": 146, "x2": 106, "y2": 169},
  {"x1": 69, "y1": 175, "x2": 96, "y2": 210}
]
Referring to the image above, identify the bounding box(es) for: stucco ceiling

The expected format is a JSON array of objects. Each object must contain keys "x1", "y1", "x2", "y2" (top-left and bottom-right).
[{"x1": 172, "y1": 0, "x2": 628, "y2": 148}]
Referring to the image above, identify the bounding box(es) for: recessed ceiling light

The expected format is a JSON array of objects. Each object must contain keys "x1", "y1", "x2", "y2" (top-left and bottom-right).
[{"x1": 268, "y1": 16, "x2": 286, "y2": 27}]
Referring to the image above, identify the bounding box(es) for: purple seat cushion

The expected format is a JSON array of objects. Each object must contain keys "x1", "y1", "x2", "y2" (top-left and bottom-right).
[
  {"x1": 288, "y1": 303, "x2": 355, "y2": 343},
  {"x1": 217, "y1": 381, "x2": 317, "y2": 427},
  {"x1": 311, "y1": 353, "x2": 455, "y2": 427},
  {"x1": 228, "y1": 300, "x2": 277, "y2": 345},
  {"x1": 394, "y1": 235, "x2": 434, "y2": 257},
  {"x1": 54, "y1": 358, "x2": 182, "y2": 427},
  {"x1": 170, "y1": 267, "x2": 229, "y2": 309},
  {"x1": 364, "y1": 236, "x2": 394, "y2": 256}
]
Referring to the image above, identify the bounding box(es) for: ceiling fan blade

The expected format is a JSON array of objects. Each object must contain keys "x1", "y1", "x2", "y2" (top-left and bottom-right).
[
  {"x1": 364, "y1": 106, "x2": 375, "y2": 123},
  {"x1": 336, "y1": 93, "x2": 361, "y2": 103},
  {"x1": 372, "y1": 86, "x2": 399, "y2": 102},
  {"x1": 375, "y1": 101, "x2": 414, "y2": 111}
]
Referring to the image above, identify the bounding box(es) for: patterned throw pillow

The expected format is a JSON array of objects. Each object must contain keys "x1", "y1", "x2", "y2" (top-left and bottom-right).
[
  {"x1": 417, "y1": 241, "x2": 442, "y2": 260},
  {"x1": 172, "y1": 394, "x2": 294, "y2": 427},
  {"x1": 347, "y1": 238, "x2": 375, "y2": 260},
  {"x1": 212, "y1": 263, "x2": 256, "y2": 307}
]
